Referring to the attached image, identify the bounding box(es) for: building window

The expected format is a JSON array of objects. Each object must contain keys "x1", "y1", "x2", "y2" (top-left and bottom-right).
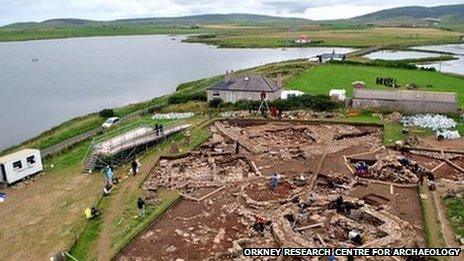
[
  {"x1": 13, "y1": 161, "x2": 22, "y2": 170},
  {"x1": 212, "y1": 92, "x2": 219, "y2": 97},
  {"x1": 27, "y1": 156, "x2": 36, "y2": 165}
]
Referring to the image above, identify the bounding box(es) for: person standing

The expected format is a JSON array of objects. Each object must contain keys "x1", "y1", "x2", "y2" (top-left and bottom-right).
[
  {"x1": 105, "y1": 165, "x2": 114, "y2": 186},
  {"x1": 137, "y1": 197, "x2": 146, "y2": 218},
  {"x1": 270, "y1": 173, "x2": 281, "y2": 192},
  {"x1": 131, "y1": 159, "x2": 139, "y2": 176}
]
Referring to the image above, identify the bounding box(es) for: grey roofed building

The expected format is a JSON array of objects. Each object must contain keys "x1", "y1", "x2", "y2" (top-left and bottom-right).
[
  {"x1": 316, "y1": 52, "x2": 346, "y2": 63},
  {"x1": 207, "y1": 74, "x2": 283, "y2": 103},
  {"x1": 352, "y1": 89, "x2": 458, "y2": 113}
]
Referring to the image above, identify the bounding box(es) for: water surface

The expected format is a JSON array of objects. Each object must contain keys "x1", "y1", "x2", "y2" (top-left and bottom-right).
[
  {"x1": 0, "y1": 35, "x2": 354, "y2": 150},
  {"x1": 365, "y1": 50, "x2": 441, "y2": 60},
  {"x1": 412, "y1": 44, "x2": 464, "y2": 75}
]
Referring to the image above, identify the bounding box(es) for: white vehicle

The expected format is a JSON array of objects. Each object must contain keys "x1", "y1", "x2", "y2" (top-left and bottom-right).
[{"x1": 102, "y1": 117, "x2": 120, "y2": 129}]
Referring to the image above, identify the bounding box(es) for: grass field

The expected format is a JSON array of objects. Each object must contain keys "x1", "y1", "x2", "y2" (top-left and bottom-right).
[
  {"x1": 2, "y1": 23, "x2": 458, "y2": 49},
  {"x1": 443, "y1": 195, "x2": 464, "y2": 238},
  {"x1": 0, "y1": 141, "x2": 103, "y2": 260},
  {"x1": 186, "y1": 27, "x2": 462, "y2": 48},
  {"x1": 0, "y1": 26, "x2": 213, "y2": 42},
  {"x1": 288, "y1": 64, "x2": 464, "y2": 105}
]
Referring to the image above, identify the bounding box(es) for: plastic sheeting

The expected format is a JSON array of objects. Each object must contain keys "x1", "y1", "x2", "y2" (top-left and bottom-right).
[
  {"x1": 403, "y1": 114, "x2": 460, "y2": 140},
  {"x1": 436, "y1": 130, "x2": 461, "y2": 140},
  {"x1": 152, "y1": 112, "x2": 194, "y2": 120},
  {"x1": 403, "y1": 114, "x2": 456, "y2": 131}
]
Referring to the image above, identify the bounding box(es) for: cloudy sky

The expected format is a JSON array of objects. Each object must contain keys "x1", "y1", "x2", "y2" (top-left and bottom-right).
[{"x1": 1, "y1": 0, "x2": 463, "y2": 25}]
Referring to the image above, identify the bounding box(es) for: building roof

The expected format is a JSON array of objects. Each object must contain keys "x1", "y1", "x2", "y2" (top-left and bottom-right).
[
  {"x1": 318, "y1": 53, "x2": 346, "y2": 59},
  {"x1": 353, "y1": 89, "x2": 457, "y2": 103},
  {"x1": 208, "y1": 75, "x2": 281, "y2": 93},
  {"x1": 0, "y1": 149, "x2": 40, "y2": 163}
]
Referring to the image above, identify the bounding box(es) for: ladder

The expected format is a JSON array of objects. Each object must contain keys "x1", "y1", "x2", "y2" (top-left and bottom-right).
[{"x1": 83, "y1": 152, "x2": 100, "y2": 173}]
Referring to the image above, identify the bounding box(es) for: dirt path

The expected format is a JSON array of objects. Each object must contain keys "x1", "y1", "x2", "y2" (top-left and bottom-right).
[
  {"x1": 0, "y1": 166, "x2": 102, "y2": 260},
  {"x1": 96, "y1": 156, "x2": 159, "y2": 261}
]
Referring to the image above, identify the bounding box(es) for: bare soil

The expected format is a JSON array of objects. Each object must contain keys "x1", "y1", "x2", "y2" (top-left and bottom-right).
[
  {"x1": 349, "y1": 183, "x2": 427, "y2": 247},
  {"x1": 118, "y1": 188, "x2": 246, "y2": 260}
]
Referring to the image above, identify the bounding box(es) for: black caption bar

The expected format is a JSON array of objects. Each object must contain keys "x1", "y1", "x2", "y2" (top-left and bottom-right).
[{"x1": 243, "y1": 248, "x2": 462, "y2": 257}]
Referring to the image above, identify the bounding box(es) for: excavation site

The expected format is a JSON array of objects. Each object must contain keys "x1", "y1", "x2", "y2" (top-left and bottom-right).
[{"x1": 117, "y1": 120, "x2": 464, "y2": 260}]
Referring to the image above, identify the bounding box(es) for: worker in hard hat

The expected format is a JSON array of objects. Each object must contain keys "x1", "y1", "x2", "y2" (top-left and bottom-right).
[{"x1": 84, "y1": 206, "x2": 101, "y2": 219}]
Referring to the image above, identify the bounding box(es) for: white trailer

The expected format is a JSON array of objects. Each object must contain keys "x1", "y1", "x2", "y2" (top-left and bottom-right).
[{"x1": 0, "y1": 149, "x2": 43, "y2": 185}]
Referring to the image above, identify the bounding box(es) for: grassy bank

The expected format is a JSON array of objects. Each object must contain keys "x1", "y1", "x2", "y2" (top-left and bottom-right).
[
  {"x1": 1, "y1": 23, "x2": 460, "y2": 49},
  {"x1": 186, "y1": 27, "x2": 462, "y2": 48},
  {"x1": 419, "y1": 186, "x2": 448, "y2": 260},
  {"x1": 0, "y1": 26, "x2": 213, "y2": 42},
  {"x1": 69, "y1": 189, "x2": 180, "y2": 260},
  {"x1": 288, "y1": 63, "x2": 464, "y2": 105},
  {"x1": 443, "y1": 195, "x2": 464, "y2": 238}
]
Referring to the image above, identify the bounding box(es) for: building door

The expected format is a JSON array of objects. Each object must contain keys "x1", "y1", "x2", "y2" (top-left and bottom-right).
[{"x1": 0, "y1": 164, "x2": 6, "y2": 183}]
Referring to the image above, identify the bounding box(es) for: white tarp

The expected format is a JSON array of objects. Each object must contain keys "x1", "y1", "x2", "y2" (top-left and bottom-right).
[
  {"x1": 281, "y1": 90, "x2": 304, "y2": 99},
  {"x1": 436, "y1": 130, "x2": 461, "y2": 140},
  {"x1": 403, "y1": 114, "x2": 460, "y2": 140},
  {"x1": 152, "y1": 112, "x2": 194, "y2": 120},
  {"x1": 329, "y1": 89, "x2": 346, "y2": 101}
]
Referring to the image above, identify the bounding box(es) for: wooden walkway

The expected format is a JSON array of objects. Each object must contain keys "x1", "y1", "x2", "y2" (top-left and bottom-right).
[{"x1": 94, "y1": 124, "x2": 190, "y2": 156}]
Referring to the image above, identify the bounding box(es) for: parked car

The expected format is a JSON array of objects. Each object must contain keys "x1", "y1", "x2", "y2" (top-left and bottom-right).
[{"x1": 102, "y1": 117, "x2": 120, "y2": 129}]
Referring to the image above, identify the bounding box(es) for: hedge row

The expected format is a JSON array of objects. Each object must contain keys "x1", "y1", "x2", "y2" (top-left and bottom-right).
[
  {"x1": 330, "y1": 60, "x2": 437, "y2": 71},
  {"x1": 168, "y1": 91, "x2": 207, "y2": 104},
  {"x1": 211, "y1": 94, "x2": 342, "y2": 112}
]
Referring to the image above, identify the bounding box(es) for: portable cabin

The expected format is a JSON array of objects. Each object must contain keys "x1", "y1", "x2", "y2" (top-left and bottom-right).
[{"x1": 0, "y1": 149, "x2": 43, "y2": 184}]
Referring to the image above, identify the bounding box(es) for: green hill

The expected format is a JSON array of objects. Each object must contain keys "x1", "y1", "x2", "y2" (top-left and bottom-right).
[
  {"x1": 349, "y1": 4, "x2": 464, "y2": 26},
  {"x1": 3, "y1": 13, "x2": 313, "y2": 29}
]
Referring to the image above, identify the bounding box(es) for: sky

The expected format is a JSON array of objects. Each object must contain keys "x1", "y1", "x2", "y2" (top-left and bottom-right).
[{"x1": 1, "y1": 0, "x2": 463, "y2": 25}]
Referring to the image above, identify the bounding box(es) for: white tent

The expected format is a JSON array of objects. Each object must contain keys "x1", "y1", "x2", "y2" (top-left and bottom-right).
[
  {"x1": 281, "y1": 90, "x2": 304, "y2": 99},
  {"x1": 329, "y1": 89, "x2": 347, "y2": 101}
]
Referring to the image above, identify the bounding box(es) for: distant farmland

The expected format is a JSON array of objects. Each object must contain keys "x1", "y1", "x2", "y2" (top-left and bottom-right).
[{"x1": 186, "y1": 27, "x2": 462, "y2": 48}]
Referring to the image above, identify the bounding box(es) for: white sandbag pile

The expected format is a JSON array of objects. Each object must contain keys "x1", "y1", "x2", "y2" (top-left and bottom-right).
[
  {"x1": 436, "y1": 130, "x2": 461, "y2": 140},
  {"x1": 152, "y1": 112, "x2": 194, "y2": 120},
  {"x1": 403, "y1": 114, "x2": 456, "y2": 130},
  {"x1": 402, "y1": 114, "x2": 460, "y2": 140}
]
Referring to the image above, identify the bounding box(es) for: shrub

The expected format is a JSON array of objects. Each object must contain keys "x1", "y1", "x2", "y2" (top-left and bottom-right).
[
  {"x1": 168, "y1": 91, "x2": 207, "y2": 104},
  {"x1": 209, "y1": 98, "x2": 224, "y2": 108},
  {"x1": 142, "y1": 104, "x2": 166, "y2": 115},
  {"x1": 212, "y1": 94, "x2": 341, "y2": 112},
  {"x1": 99, "y1": 109, "x2": 115, "y2": 118},
  {"x1": 329, "y1": 60, "x2": 418, "y2": 70}
]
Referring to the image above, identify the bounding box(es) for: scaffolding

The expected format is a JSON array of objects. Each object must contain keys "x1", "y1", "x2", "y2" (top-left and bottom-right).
[{"x1": 82, "y1": 123, "x2": 191, "y2": 172}]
